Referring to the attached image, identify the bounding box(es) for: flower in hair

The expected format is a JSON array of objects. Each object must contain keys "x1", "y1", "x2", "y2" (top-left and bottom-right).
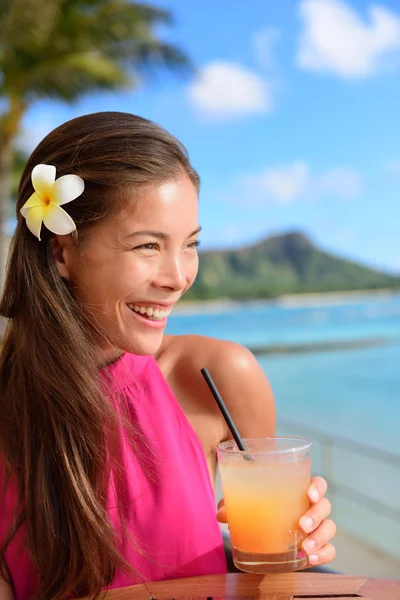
[{"x1": 20, "y1": 164, "x2": 84, "y2": 241}]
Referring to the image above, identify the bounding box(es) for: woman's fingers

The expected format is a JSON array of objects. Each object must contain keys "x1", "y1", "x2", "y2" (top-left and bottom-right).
[
  {"x1": 306, "y1": 542, "x2": 337, "y2": 566},
  {"x1": 216, "y1": 498, "x2": 227, "y2": 523},
  {"x1": 302, "y1": 518, "x2": 337, "y2": 554},
  {"x1": 308, "y1": 476, "x2": 328, "y2": 503},
  {"x1": 299, "y1": 497, "x2": 332, "y2": 533}
]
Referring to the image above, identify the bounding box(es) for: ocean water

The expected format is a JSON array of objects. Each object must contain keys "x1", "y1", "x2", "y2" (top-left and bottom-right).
[
  {"x1": 167, "y1": 292, "x2": 400, "y2": 562},
  {"x1": 166, "y1": 292, "x2": 400, "y2": 455}
]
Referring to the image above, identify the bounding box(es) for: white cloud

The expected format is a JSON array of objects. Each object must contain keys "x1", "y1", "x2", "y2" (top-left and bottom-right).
[
  {"x1": 243, "y1": 161, "x2": 310, "y2": 204},
  {"x1": 297, "y1": 0, "x2": 400, "y2": 78},
  {"x1": 252, "y1": 28, "x2": 280, "y2": 70},
  {"x1": 188, "y1": 62, "x2": 272, "y2": 119},
  {"x1": 238, "y1": 160, "x2": 364, "y2": 204}
]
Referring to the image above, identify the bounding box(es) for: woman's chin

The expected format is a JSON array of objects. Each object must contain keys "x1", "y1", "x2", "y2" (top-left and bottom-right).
[{"x1": 121, "y1": 331, "x2": 165, "y2": 357}]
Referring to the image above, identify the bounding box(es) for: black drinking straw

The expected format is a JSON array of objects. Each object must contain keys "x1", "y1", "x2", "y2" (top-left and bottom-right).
[{"x1": 201, "y1": 367, "x2": 248, "y2": 452}]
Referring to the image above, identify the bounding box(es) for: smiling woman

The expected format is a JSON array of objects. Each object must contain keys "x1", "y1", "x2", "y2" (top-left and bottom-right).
[
  {"x1": 49, "y1": 174, "x2": 201, "y2": 359},
  {"x1": 0, "y1": 112, "x2": 336, "y2": 600}
]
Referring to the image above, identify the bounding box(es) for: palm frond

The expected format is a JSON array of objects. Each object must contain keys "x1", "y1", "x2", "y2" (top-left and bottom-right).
[
  {"x1": 2, "y1": 0, "x2": 62, "y2": 53},
  {"x1": 0, "y1": 0, "x2": 192, "y2": 111},
  {"x1": 24, "y1": 52, "x2": 131, "y2": 101},
  {"x1": 1, "y1": 0, "x2": 192, "y2": 101}
]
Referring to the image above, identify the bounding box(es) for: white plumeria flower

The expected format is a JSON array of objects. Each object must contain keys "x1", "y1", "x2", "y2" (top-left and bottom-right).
[{"x1": 20, "y1": 164, "x2": 85, "y2": 241}]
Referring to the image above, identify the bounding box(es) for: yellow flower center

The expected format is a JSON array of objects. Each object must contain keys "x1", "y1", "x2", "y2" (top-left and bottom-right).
[{"x1": 43, "y1": 196, "x2": 51, "y2": 206}]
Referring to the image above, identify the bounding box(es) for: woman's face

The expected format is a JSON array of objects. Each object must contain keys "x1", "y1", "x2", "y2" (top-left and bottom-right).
[{"x1": 56, "y1": 175, "x2": 200, "y2": 361}]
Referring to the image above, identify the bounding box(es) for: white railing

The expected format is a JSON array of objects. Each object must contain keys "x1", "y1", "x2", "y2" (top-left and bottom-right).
[{"x1": 278, "y1": 417, "x2": 400, "y2": 562}]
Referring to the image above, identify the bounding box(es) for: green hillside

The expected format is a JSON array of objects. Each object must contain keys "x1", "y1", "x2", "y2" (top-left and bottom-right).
[{"x1": 185, "y1": 232, "x2": 400, "y2": 301}]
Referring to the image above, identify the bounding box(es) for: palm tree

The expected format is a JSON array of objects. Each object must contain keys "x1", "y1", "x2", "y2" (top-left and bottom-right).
[{"x1": 0, "y1": 0, "x2": 192, "y2": 287}]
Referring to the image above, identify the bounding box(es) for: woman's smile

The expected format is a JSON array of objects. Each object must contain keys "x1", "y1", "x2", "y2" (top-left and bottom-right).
[{"x1": 58, "y1": 175, "x2": 200, "y2": 357}]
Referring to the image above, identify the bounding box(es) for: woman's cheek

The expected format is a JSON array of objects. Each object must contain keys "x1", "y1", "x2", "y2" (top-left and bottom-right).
[{"x1": 187, "y1": 257, "x2": 199, "y2": 286}]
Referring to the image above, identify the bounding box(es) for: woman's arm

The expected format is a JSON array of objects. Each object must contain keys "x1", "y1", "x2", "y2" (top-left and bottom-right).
[{"x1": 0, "y1": 574, "x2": 14, "y2": 600}]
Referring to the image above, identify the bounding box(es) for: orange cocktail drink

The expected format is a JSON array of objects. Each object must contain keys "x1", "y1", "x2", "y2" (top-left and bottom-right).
[{"x1": 217, "y1": 437, "x2": 312, "y2": 573}]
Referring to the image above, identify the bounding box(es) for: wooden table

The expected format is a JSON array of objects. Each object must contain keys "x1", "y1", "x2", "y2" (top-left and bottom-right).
[{"x1": 95, "y1": 573, "x2": 400, "y2": 600}]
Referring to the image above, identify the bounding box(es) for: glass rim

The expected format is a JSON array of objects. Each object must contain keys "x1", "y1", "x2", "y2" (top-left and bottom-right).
[{"x1": 217, "y1": 436, "x2": 312, "y2": 455}]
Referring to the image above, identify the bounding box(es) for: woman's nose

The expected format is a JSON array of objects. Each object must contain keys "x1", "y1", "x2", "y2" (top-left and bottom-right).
[{"x1": 152, "y1": 257, "x2": 186, "y2": 291}]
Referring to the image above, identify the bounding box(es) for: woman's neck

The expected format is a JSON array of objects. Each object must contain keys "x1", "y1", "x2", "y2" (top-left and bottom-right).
[{"x1": 97, "y1": 347, "x2": 126, "y2": 369}]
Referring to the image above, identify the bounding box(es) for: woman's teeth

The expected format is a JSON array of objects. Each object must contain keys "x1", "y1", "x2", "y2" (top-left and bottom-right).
[{"x1": 127, "y1": 304, "x2": 172, "y2": 321}]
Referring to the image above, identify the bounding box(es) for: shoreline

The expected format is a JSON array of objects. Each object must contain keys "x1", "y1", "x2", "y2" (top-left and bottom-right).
[{"x1": 174, "y1": 288, "x2": 400, "y2": 315}]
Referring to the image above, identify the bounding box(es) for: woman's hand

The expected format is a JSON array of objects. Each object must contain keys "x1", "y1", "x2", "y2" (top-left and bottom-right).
[
  {"x1": 216, "y1": 475, "x2": 337, "y2": 568},
  {"x1": 298, "y1": 475, "x2": 336, "y2": 567}
]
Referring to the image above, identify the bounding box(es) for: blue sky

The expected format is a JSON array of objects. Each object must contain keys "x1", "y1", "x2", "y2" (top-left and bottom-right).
[{"x1": 20, "y1": 0, "x2": 400, "y2": 272}]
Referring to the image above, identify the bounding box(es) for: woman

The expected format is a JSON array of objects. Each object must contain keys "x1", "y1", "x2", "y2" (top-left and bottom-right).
[{"x1": 0, "y1": 112, "x2": 336, "y2": 599}]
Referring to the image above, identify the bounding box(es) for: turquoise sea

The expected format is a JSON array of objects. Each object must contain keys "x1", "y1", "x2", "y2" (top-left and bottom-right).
[
  {"x1": 166, "y1": 291, "x2": 400, "y2": 456},
  {"x1": 167, "y1": 292, "x2": 400, "y2": 563}
]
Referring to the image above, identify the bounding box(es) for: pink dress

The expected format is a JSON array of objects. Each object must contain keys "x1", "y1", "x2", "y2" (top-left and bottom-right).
[{"x1": 0, "y1": 353, "x2": 227, "y2": 598}]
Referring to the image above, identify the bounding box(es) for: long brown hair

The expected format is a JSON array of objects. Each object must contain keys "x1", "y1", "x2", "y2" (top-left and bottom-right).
[{"x1": 0, "y1": 112, "x2": 199, "y2": 599}]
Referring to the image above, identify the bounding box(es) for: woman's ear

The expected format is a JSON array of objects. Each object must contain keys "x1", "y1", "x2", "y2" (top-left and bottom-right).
[{"x1": 50, "y1": 235, "x2": 77, "y2": 281}]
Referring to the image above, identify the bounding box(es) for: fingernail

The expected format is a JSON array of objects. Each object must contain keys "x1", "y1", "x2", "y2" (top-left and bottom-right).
[
  {"x1": 297, "y1": 550, "x2": 306, "y2": 559},
  {"x1": 309, "y1": 554, "x2": 319, "y2": 564},
  {"x1": 309, "y1": 488, "x2": 319, "y2": 502},
  {"x1": 303, "y1": 539, "x2": 316, "y2": 553},
  {"x1": 300, "y1": 516, "x2": 313, "y2": 532}
]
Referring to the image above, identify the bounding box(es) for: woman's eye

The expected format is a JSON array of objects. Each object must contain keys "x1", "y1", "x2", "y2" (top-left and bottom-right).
[
  {"x1": 133, "y1": 240, "x2": 200, "y2": 251},
  {"x1": 134, "y1": 243, "x2": 159, "y2": 250}
]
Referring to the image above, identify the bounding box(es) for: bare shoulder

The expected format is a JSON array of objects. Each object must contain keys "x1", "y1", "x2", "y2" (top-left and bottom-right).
[
  {"x1": 159, "y1": 333, "x2": 259, "y2": 373},
  {"x1": 159, "y1": 334, "x2": 276, "y2": 440}
]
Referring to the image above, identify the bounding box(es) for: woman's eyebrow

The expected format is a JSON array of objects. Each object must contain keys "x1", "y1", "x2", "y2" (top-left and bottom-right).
[{"x1": 124, "y1": 226, "x2": 202, "y2": 240}]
